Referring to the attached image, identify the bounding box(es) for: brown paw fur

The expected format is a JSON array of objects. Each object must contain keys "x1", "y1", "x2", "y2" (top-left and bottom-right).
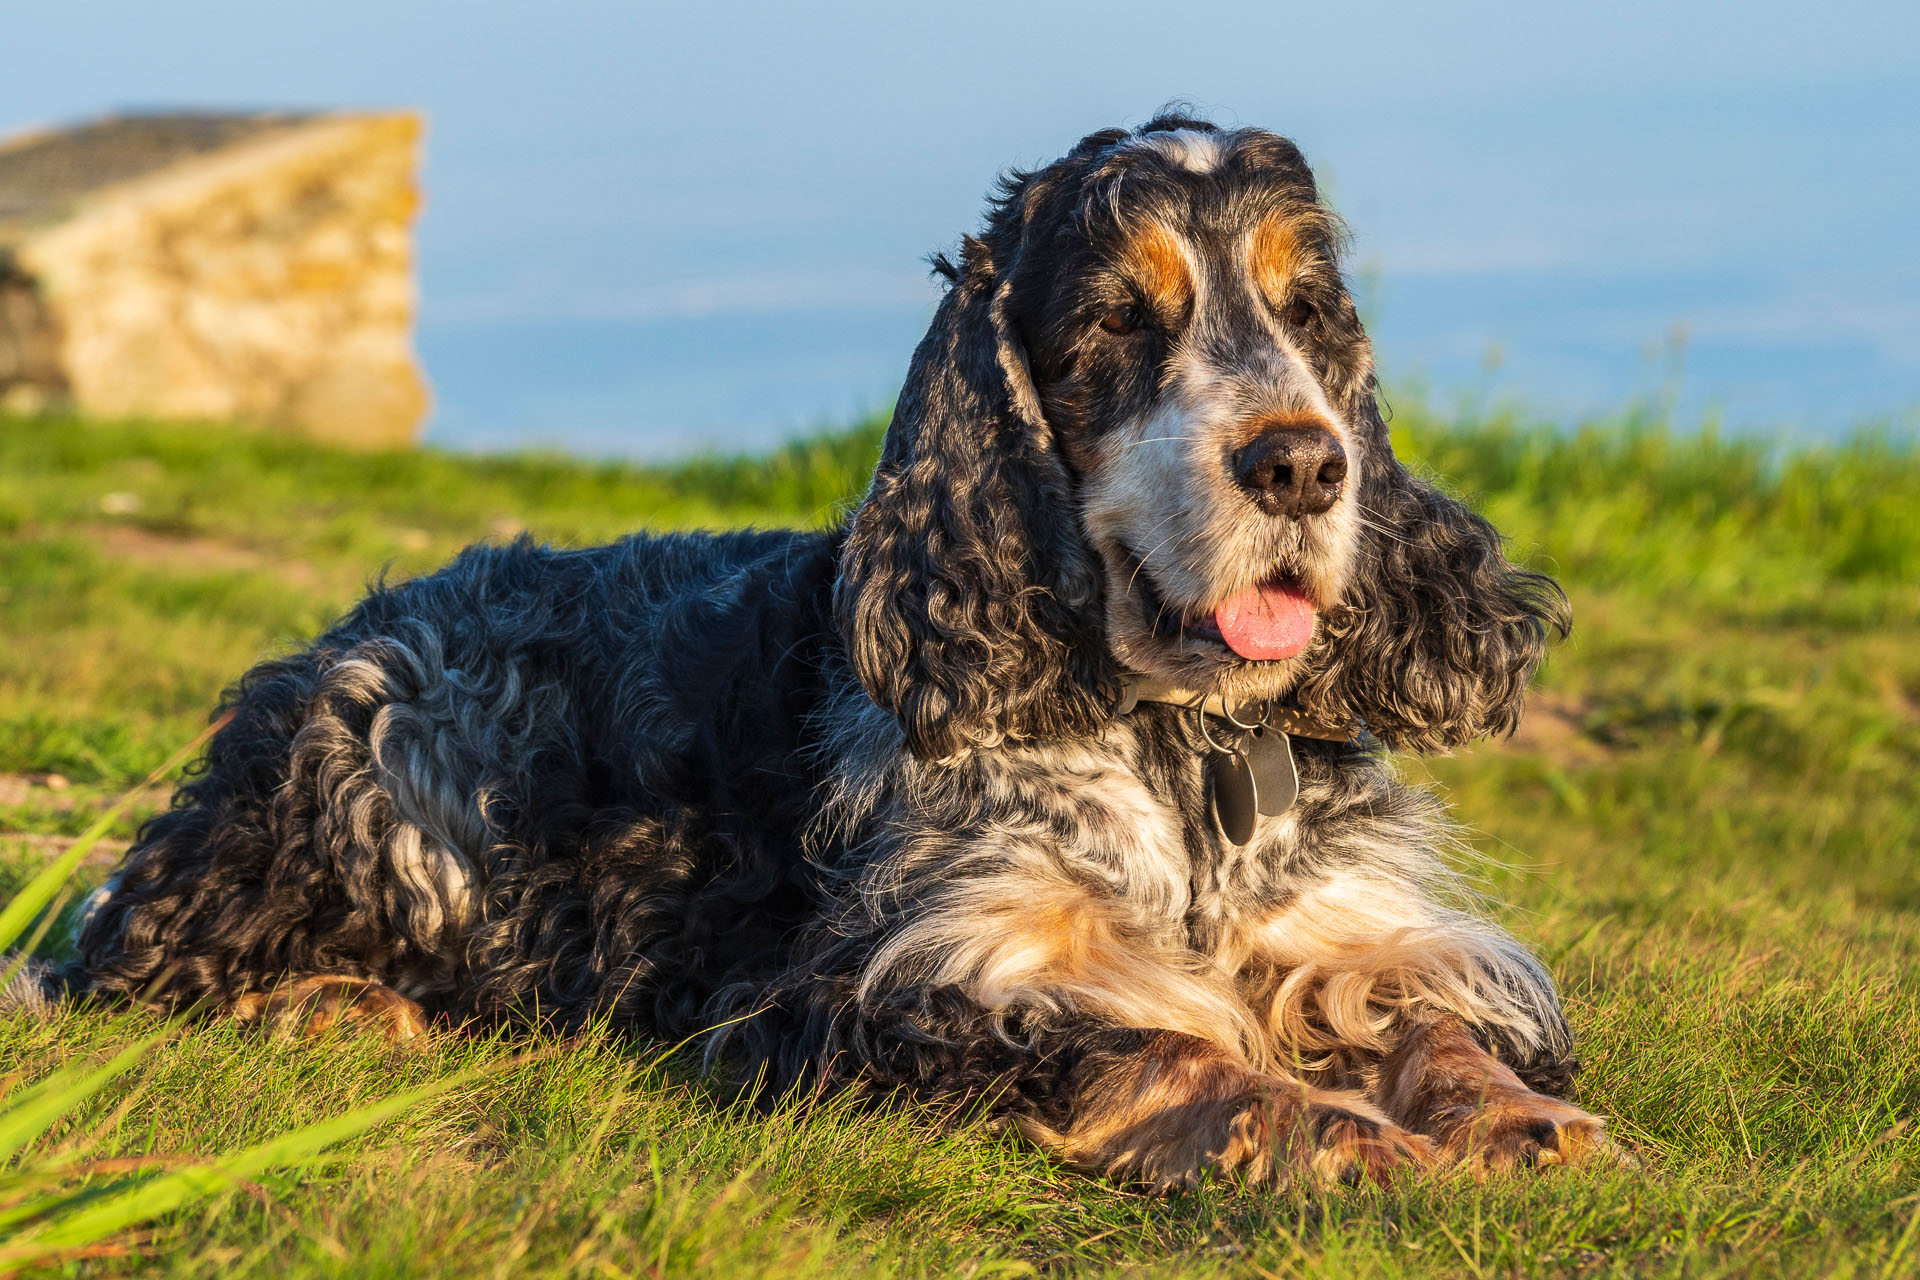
[
  {"x1": 230, "y1": 975, "x2": 429, "y2": 1044},
  {"x1": 1295, "y1": 1096, "x2": 1438, "y2": 1186},
  {"x1": 1024, "y1": 1081, "x2": 1433, "y2": 1193},
  {"x1": 1377, "y1": 1017, "x2": 1628, "y2": 1175},
  {"x1": 1430, "y1": 1087, "x2": 1623, "y2": 1172}
]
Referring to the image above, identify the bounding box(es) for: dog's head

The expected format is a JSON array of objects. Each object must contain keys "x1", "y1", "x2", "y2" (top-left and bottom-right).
[{"x1": 838, "y1": 114, "x2": 1568, "y2": 761}]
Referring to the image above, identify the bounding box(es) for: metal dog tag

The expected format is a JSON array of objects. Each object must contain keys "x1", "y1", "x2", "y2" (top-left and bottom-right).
[
  {"x1": 1209, "y1": 749, "x2": 1257, "y2": 846},
  {"x1": 1207, "y1": 726, "x2": 1300, "y2": 847},
  {"x1": 1244, "y1": 724, "x2": 1299, "y2": 817}
]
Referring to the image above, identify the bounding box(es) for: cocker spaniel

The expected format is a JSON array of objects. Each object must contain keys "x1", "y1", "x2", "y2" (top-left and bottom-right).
[{"x1": 61, "y1": 114, "x2": 1613, "y2": 1187}]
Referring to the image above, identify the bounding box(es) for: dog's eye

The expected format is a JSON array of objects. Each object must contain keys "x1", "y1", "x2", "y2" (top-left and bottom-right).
[
  {"x1": 1283, "y1": 296, "x2": 1318, "y2": 328},
  {"x1": 1099, "y1": 304, "x2": 1143, "y2": 336}
]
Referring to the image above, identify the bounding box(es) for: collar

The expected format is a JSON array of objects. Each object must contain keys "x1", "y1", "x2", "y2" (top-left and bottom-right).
[{"x1": 1117, "y1": 674, "x2": 1361, "y2": 743}]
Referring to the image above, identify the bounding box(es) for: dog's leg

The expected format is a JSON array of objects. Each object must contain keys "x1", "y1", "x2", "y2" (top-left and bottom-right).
[
  {"x1": 1374, "y1": 1015, "x2": 1617, "y2": 1170},
  {"x1": 229, "y1": 975, "x2": 429, "y2": 1043},
  {"x1": 1017, "y1": 1028, "x2": 1433, "y2": 1191},
  {"x1": 77, "y1": 638, "x2": 491, "y2": 1021}
]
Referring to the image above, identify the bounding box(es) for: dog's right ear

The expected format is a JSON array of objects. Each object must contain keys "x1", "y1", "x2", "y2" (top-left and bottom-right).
[
  {"x1": 835, "y1": 238, "x2": 1116, "y2": 762},
  {"x1": 1294, "y1": 386, "x2": 1570, "y2": 751}
]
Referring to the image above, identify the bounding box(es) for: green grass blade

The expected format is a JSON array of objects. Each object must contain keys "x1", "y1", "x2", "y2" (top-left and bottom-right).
[
  {"x1": 0, "y1": 812, "x2": 116, "y2": 959},
  {"x1": 0, "y1": 1030, "x2": 167, "y2": 1163},
  {"x1": 0, "y1": 720, "x2": 222, "y2": 955},
  {"x1": 0, "y1": 1070, "x2": 468, "y2": 1264}
]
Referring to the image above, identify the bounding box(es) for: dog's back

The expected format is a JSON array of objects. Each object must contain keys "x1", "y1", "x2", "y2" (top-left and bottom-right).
[{"x1": 72, "y1": 526, "x2": 843, "y2": 1035}]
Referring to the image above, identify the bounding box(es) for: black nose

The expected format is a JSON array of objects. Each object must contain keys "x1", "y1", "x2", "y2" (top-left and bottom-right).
[{"x1": 1230, "y1": 423, "x2": 1348, "y2": 518}]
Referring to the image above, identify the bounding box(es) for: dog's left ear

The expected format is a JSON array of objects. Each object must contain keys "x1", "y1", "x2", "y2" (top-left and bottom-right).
[
  {"x1": 1295, "y1": 386, "x2": 1570, "y2": 752},
  {"x1": 835, "y1": 238, "x2": 1116, "y2": 762}
]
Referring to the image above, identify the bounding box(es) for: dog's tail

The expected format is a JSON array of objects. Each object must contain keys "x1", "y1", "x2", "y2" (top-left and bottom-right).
[{"x1": 0, "y1": 955, "x2": 67, "y2": 1015}]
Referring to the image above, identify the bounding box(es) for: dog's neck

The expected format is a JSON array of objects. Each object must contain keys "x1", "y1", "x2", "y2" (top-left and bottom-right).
[
  {"x1": 1117, "y1": 674, "x2": 1360, "y2": 743},
  {"x1": 1117, "y1": 673, "x2": 1358, "y2": 845}
]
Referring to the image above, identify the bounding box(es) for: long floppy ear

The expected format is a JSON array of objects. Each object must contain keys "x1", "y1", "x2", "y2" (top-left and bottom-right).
[
  {"x1": 1295, "y1": 386, "x2": 1570, "y2": 752},
  {"x1": 835, "y1": 239, "x2": 1116, "y2": 761}
]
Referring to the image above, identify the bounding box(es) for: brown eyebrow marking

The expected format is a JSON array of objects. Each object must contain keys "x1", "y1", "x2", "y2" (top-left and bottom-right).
[
  {"x1": 1250, "y1": 213, "x2": 1312, "y2": 303},
  {"x1": 1117, "y1": 221, "x2": 1195, "y2": 312}
]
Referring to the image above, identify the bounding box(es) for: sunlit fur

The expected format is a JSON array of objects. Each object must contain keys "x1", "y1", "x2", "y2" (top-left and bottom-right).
[{"x1": 55, "y1": 113, "x2": 1607, "y2": 1188}]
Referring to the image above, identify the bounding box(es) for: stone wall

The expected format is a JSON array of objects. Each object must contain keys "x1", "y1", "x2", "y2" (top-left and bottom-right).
[{"x1": 0, "y1": 112, "x2": 428, "y2": 447}]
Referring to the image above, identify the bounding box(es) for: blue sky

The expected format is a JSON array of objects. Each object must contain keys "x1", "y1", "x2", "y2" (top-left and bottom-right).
[{"x1": 6, "y1": 1, "x2": 1917, "y2": 455}]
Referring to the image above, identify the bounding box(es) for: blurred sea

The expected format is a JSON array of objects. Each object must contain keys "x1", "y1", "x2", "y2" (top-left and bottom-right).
[{"x1": 5, "y1": 1, "x2": 1916, "y2": 458}]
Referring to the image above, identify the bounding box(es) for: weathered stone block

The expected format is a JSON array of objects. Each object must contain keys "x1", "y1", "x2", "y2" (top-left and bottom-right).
[{"x1": 0, "y1": 111, "x2": 428, "y2": 447}]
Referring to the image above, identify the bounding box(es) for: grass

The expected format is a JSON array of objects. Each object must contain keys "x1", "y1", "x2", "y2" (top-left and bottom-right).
[
  {"x1": 0, "y1": 722, "x2": 479, "y2": 1275},
  {"x1": 1, "y1": 401, "x2": 1917, "y2": 1277}
]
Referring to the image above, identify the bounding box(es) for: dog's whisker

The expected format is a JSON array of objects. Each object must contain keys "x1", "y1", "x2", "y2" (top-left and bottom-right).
[
  {"x1": 1124, "y1": 522, "x2": 1189, "y2": 599},
  {"x1": 1354, "y1": 503, "x2": 1416, "y2": 547}
]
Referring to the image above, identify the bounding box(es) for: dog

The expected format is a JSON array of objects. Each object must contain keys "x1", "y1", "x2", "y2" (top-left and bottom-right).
[{"x1": 60, "y1": 113, "x2": 1611, "y2": 1188}]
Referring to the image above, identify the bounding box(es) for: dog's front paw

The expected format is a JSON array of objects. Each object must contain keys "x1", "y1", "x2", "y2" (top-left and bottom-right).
[
  {"x1": 1291, "y1": 1095, "x2": 1438, "y2": 1185},
  {"x1": 1431, "y1": 1088, "x2": 1622, "y2": 1171},
  {"x1": 1025, "y1": 1082, "x2": 1433, "y2": 1193},
  {"x1": 1377, "y1": 1016, "x2": 1630, "y2": 1175},
  {"x1": 1185, "y1": 1087, "x2": 1435, "y2": 1190}
]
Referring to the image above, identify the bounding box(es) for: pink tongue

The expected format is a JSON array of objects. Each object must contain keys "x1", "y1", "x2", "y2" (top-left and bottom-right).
[{"x1": 1212, "y1": 581, "x2": 1317, "y2": 661}]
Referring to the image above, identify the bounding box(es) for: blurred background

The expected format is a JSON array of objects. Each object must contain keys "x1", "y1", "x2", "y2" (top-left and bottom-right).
[{"x1": 4, "y1": 0, "x2": 1915, "y2": 457}]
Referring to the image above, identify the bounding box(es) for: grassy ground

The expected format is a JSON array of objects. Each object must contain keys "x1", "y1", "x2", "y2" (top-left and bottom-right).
[{"x1": 1, "y1": 404, "x2": 1917, "y2": 1277}]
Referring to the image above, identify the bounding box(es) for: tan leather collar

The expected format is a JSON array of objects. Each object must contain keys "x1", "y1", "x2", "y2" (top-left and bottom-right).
[{"x1": 1118, "y1": 674, "x2": 1361, "y2": 743}]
